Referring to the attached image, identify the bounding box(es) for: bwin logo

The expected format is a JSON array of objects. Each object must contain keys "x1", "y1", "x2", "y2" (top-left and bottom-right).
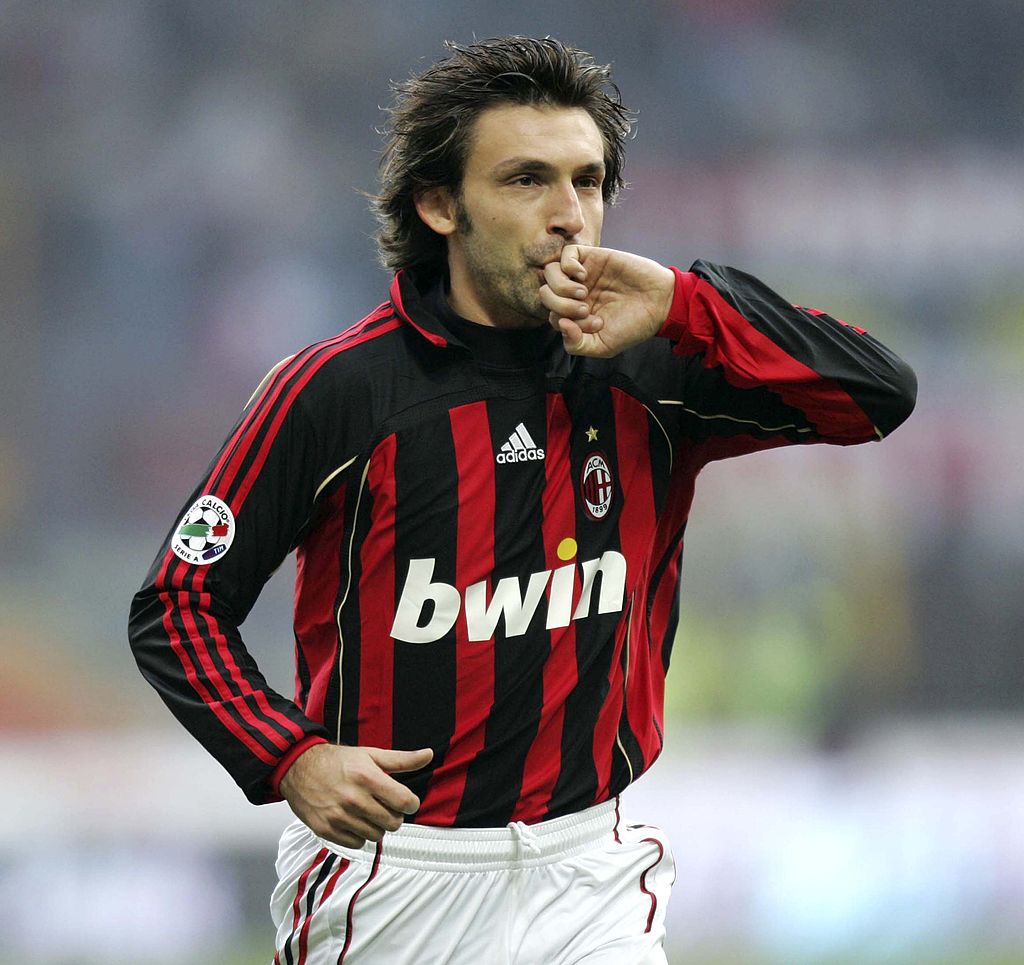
[
  {"x1": 496, "y1": 423, "x2": 545, "y2": 464},
  {"x1": 390, "y1": 551, "x2": 627, "y2": 644}
]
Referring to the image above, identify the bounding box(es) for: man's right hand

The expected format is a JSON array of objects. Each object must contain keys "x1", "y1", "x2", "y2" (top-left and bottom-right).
[{"x1": 278, "y1": 743, "x2": 434, "y2": 848}]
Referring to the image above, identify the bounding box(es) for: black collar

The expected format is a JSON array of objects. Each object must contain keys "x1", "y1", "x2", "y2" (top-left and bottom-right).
[{"x1": 391, "y1": 270, "x2": 561, "y2": 370}]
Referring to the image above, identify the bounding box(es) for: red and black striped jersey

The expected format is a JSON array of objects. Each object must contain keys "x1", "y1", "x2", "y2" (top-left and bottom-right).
[{"x1": 128, "y1": 261, "x2": 916, "y2": 826}]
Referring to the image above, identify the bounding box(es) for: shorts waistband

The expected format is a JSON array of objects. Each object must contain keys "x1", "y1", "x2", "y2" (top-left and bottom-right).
[{"x1": 313, "y1": 798, "x2": 622, "y2": 871}]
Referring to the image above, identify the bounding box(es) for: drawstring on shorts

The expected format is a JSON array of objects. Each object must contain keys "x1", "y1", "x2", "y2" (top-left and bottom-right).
[{"x1": 506, "y1": 820, "x2": 543, "y2": 860}]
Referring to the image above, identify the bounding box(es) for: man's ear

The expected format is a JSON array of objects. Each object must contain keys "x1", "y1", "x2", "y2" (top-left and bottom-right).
[{"x1": 414, "y1": 187, "x2": 458, "y2": 237}]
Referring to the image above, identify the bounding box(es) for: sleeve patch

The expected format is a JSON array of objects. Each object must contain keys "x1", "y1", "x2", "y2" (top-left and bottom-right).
[{"x1": 171, "y1": 495, "x2": 236, "y2": 565}]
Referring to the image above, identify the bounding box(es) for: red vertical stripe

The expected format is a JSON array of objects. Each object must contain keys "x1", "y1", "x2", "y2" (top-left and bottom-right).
[
  {"x1": 511, "y1": 393, "x2": 579, "y2": 821},
  {"x1": 419, "y1": 402, "x2": 496, "y2": 824},
  {"x1": 294, "y1": 483, "x2": 349, "y2": 722},
  {"x1": 644, "y1": 546, "x2": 680, "y2": 749},
  {"x1": 591, "y1": 620, "x2": 627, "y2": 800},
  {"x1": 356, "y1": 438, "x2": 398, "y2": 748},
  {"x1": 642, "y1": 454, "x2": 700, "y2": 764}
]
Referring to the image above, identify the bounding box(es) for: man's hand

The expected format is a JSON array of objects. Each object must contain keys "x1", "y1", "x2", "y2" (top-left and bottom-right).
[
  {"x1": 278, "y1": 743, "x2": 433, "y2": 849},
  {"x1": 539, "y1": 245, "x2": 676, "y2": 358}
]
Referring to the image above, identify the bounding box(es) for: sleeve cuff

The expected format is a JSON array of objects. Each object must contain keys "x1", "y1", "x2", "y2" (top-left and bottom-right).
[
  {"x1": 268, "y1": 734, "x2": 330, "y2": 801},
  {"x1": 656, "y1": 267, "x2": 701, "y2": 343}
]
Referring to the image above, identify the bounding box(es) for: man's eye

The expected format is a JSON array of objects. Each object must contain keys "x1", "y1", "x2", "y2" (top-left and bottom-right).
[{"x1": 513, "y1": 175, "x2": 538, "y2": 186}]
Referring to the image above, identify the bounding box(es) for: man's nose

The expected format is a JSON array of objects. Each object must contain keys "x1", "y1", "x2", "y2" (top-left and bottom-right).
[{"x1": 548, "y1": 183, "x2": 585, "y2": 239}]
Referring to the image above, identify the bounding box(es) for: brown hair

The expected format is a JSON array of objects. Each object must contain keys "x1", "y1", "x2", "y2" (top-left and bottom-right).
[{"x1": 373, "y1": 36, "x2": 635, "y2": 276}]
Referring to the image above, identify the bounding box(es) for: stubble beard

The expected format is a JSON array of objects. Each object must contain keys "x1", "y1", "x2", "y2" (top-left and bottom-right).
[{"x1": 454, "y1": 201, "x2": 551, "y2": 329}]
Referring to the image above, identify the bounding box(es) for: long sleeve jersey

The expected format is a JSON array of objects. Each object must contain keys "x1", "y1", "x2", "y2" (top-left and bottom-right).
[{"x1": 128, "y1": 261, "x2": 916, "y2": 827}]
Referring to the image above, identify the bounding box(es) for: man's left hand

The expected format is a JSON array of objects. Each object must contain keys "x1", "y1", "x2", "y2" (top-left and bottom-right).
[{"x1": 539, "y1": 245, "x2": 676, "y2": 358}]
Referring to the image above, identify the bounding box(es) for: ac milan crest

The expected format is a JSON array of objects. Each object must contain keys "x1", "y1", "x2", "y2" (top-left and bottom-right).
[{"x1": 581, "y1": 452, "x2": 614, "y2": 520}]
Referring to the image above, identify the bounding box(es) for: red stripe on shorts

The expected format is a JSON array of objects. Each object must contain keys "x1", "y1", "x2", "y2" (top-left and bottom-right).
[{"x1": 638, "y1": 836, "x2": 665, "y2": 934}]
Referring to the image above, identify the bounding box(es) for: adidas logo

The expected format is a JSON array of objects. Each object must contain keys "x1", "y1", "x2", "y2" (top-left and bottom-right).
[{"x1": 496, "y1": 423, "x2": 546, "y2": 464}]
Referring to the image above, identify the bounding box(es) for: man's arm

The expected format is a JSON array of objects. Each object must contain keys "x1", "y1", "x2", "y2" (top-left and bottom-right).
[
  {"x1": 128, "y1": 349, "x2": 430, "y2": 847},
  {"x1": 541, "y1": 245, "x2": 916, "y2": 448}
]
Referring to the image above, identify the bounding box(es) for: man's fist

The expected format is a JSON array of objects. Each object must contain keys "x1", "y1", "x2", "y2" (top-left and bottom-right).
[
  {"x1": 279, "y1": 743, "x2": 433, "y2": 849},
  {"x1": 539, "y1": 244, "x2": 676, "y2": 358}
]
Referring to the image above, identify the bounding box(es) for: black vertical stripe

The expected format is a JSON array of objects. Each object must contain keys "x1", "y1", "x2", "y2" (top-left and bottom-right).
[
  {"x1": 457, "y1": 394, "x2": 550, "y2": 826},
  {"x1": 548, "y1": 372, "x2": 625, "y2": 816},
  {"x1": 609, "y1": 632, "x2": 645, "y2": 795},
  {"x1": 302, "y1": 853, "x2": 337, "y2": 920},
  {"x1": 391, "y1": 415, "x2": 459, "y2": 797}
]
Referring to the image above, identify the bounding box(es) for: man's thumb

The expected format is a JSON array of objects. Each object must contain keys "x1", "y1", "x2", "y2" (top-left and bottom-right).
[{"x1": 366, "y1": 746, "x2": 434, "y2": 774}]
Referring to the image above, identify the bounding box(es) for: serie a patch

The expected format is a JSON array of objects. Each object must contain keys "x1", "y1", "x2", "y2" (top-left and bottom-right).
[{"x1": 171, "y1": 495, "x2": 236, "y2": 565}]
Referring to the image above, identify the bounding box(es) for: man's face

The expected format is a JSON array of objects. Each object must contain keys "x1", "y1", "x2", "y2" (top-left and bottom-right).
[{"x1": 442, "y1": 104, "x2": 606, "y2": 328}]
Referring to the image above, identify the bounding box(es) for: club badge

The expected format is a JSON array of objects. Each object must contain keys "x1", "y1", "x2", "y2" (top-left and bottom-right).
[
  {"x1": 171, "y1": 495, "x2": 236, "y2": 565},
  {"x1": 581, "y1": 452, "x2": 614, "y2": 520}
]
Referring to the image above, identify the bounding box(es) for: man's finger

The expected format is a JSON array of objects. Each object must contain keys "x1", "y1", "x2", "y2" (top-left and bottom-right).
[
  {"x1": 539, "y1": 284, "x2": 589, "y2": 321},
  {"x1": 557, "y1": 318, "x2": 586, "y2": 354},
  {"x1": 363, "y1": 747, "x2": 432, "y2": 814},
  {"x1": 321, "y1": 799, "x2": 406, "y2": 847},
  {"x1": 317, "y1": 827, "x2": 369, "y2": 850},
  {"x1": 542, "y1": 260, "x2": 587, "y2": 298},
  {"x1": 560, "y1": 244, "x2": 585, "y2": 279},
  {"x1": 366, "y1": 746, "x2": 433, "y2": 774}
]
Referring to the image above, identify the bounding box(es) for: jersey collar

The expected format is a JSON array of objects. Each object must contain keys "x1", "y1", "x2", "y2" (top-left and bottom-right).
[
  {"x1": 389, "y1": 270, "x2": 451, "y2": 348},
  {"x1": 390, "y1": 269, "x2": 563, "y2": 371}
]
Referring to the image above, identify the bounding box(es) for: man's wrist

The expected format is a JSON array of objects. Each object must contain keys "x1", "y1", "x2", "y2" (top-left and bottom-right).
[{"x1": 271, "y1": 734, "x2": 330, "y2": 800}]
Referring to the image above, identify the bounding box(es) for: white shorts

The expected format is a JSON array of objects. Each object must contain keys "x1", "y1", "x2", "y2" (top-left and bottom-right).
[{"x1": 270, "y1": 798, "x2": 675, "y2": 965}]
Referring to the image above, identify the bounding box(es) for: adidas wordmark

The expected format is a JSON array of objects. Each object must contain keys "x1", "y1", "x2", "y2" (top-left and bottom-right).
[{"x1": 496, "y1": 423, "x2": 545, "y2": 464}]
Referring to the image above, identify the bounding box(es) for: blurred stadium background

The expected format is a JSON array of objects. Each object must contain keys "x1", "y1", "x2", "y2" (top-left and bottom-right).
[{"x1": 2, "y1": 1, "x2": 1022, "y2": 962}]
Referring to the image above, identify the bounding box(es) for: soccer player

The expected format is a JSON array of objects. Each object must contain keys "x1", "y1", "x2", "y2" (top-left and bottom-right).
[{"x1": 128, "y1": 36, "x2": 916, "y2": 964}]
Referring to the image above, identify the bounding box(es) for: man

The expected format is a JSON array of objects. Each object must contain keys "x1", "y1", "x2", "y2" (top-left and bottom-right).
[{"x1": 129, "y1": 36, "x2": 916, "y2": 964}]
